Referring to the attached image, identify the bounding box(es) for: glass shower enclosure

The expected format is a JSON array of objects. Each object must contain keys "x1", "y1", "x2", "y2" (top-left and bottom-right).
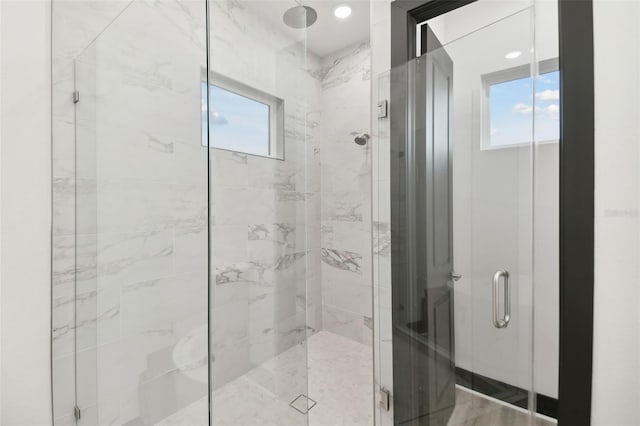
[
  {"x1": 54, "y1": 0, "x2": 548, "y2": 425},
  {"x1": 64, "y1": 0, "x2": 311, "y2": 424}
]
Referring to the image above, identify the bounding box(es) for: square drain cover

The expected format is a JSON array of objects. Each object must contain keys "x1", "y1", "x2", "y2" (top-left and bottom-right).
[{"x1": 289, "y1": 394, "x2": 317, "y2": 414}]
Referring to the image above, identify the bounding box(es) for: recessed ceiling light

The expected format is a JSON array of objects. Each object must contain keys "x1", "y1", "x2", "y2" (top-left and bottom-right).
[
  {"x1": 334, "y1": 4, "x2": 352, "y2": 19},
  {"x1": 505, "y1": 50, "x2": 522, "y2": 59}
]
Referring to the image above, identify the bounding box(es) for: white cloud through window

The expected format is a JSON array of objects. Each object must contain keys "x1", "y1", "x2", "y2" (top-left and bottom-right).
[{"x1": 535, "y1": 89, "x2": 560, "y2": 101}]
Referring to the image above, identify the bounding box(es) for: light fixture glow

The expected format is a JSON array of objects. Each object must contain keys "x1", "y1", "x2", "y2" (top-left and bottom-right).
[
  {"x1": 334, "y1": 4, "x2": 352, "y2": 19},
  {"x1": 505, "y1": 50, "x2": 522, "y2": 59}
]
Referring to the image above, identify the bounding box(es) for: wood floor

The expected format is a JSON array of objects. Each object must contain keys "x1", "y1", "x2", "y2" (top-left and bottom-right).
[{"x1": 449, "y1": 387, "x2": 556, "y2": 426}]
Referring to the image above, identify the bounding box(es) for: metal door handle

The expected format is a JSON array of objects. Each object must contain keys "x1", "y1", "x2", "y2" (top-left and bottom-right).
[{"x1": 492, "y1": 269, "x2": 510, "y2": 328}]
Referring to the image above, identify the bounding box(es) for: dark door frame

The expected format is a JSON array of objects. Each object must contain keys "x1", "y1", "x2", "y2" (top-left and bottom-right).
[{"x1": 389, "y1": 1, "x2": 594, "y2": 425}]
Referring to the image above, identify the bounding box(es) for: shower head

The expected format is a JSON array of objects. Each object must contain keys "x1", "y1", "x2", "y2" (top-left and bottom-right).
[
  {"x1": 282, "y1": 5, "x2": 317, "y2": 29},
  {"x1": 354, "y1": 133, "x2": 370, "y2": 146}
]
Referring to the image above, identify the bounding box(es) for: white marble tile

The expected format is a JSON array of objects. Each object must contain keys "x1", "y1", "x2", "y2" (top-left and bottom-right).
[
  {"x1": 323, "y1": 282, "x2": 373, "y2": 317},
  {"x1": 308, "y1": 331, "x2": 374, "y2": 426},
  {"x1": 211, "y1": 225, "x2": 249, "y2": 266},
  {"x1": 154, "y1": 396, "x2": 208, "y2": 426},
  {"x1": 76, "y1": 347, "x2": 98, "y2": 414},
  {"x1": 120, "y1": 272, "x2": 207, "y2": 341},
  {"x1": 52, "y1": 234, "x2": 97, "y2": 300},
  {"x1": 133, "y1": 365, "x2": 208, "y2": 425},
  {"x1": 211, "y1": 376, "x2": 305, "y2": 426},
  {"x1": 212, "y1": 300, "x2": 249, "y2": 351},
  {"x1": 52, "y1": 117, "x2": 75, "y2": 178},
  {"x1": 162, "y1": 330, "x2": 374, "y2": 426},
  {"x1": 315, "y1": 42, "x2": 373, "y2": 347},
  {"x1": 322, "y1": 305, "x2": 373, "y2": 347},
  {"x1": 248, "y1": 285, "x2": 298, "y2": 337},
  {"x1": 212, "y1": 336, "x2": 252, "y2": 389},
  {"x1": 211, "y1": 150, "x2": 248, "y2": 188},
  {"x1": 52, "y1": 354, "x2": 75, "y2": 419},
  {"x1": 321, "y1": 248, "x2": 363, "y2": 275},
  {"x1": 96, "y1": 230, "x2": 174, "y2": 288},
  {"x1": 174, "y1": 224, "x2": 208, "y2": 274},
  {"x1": 96, "y1": 180, "x2": 207, "y2": 235},
  {"x1": 213, "y1": 278, "x2": 250, "y2": 308},
  {"x1": 53, "y1": 0, "x2": 209, "y2": 422},
  {"x1": 52, "y1": 284, "x2": 120, "y2": 357},
  {"x1": 93, "y1": 126, "x2": 207, "y2": 185},
  {"x1": 53, "y1": 0, "x2": 321, "y2": 421}
]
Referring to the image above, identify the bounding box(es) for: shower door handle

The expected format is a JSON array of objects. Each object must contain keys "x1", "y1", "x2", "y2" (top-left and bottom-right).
[{"x1": 492, "y1": 269, "x2": 510, "y2": 329}]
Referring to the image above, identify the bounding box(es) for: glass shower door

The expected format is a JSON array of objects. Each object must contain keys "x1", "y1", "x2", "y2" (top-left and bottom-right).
[
  {"x1": 73, "y1": 0, "x2": 209, "y2": 424},
  {"x1": 376, "y1": 7, "x2": 540, "y2": 425}
]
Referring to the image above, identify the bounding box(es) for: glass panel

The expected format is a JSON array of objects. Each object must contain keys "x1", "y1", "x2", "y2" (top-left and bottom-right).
[
  {"x1": 74, "y1": 0, "x2": 209, "y2": 424},
  {"x1": 208, "y1": 0, "x2": 309, "y2": 424},
  {"x1": 375, "y1": 7, "x2": 543, "y2": 425},
  {"x1": 533, "y1": 0, "x2": 560, "y2": 407},
  {"x1": 374, "y1": 68, "x2": 394, "y2": 426}
]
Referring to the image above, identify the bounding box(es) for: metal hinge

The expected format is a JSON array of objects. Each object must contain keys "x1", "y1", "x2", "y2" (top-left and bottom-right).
[
  {"x1": 73, "y1": 405, "x2": 81, "y2": 421},
  {"x1": 379, "y1": 387, "x2": 391, "y2": 411},
  {"x1": 73, "y1": 91, "x2": 80, "y2": 104},
  {"x1": 377, "y1": 99, "x2": 388, "y2": 119}
]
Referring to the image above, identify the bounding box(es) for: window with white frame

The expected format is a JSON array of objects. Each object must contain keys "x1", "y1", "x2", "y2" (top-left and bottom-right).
[
  {"x1": 481, "y1": 58, "x2": 559, "y2": 149},
  {"x1": 201, "y1": 72, "x2": 284, "y2": 159}
]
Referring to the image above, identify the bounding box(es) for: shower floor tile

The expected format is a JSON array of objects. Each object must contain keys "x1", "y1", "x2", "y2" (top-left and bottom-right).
[
  {"x1": 307, "y1": 331, "x2": 374, "y2": 426},
  {"x1": 155, "y1": 330, "x2": 373, "y2": 426},
  {"x1": 155, "y1": 331, "x2": 551, "y2": 426}
]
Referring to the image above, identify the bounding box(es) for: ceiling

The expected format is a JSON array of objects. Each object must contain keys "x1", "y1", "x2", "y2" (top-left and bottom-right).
[
  {"x1": 423, "y1": 0, "x2": 558, "y2": 72},
  {"x1": 249, "y1": 0, "x2": 370, "y2": 58}
]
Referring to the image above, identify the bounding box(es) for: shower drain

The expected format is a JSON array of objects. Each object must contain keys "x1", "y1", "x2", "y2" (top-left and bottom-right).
[{"x1": 289, "y1": 394, "x2": 317, "y2": 414}]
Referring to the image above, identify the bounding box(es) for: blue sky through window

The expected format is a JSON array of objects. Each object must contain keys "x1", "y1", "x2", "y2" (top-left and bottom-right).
[
  {"x1": 489, "y1": 70, "x2": 559, "y2": 147},
  {"x1": 201, "y1": 82, "x2": 270, "y2": 156}
]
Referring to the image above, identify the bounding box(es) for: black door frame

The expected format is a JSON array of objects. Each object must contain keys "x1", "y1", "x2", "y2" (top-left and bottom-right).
[{"x1": 389, "y1": 1, "x2": 594, "y2": 425}]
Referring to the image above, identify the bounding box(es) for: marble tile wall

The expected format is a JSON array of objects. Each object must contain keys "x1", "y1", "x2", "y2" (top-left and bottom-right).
[
  {"x1": 313, "y1": 42, "x2": 374, "y2": 347},
  {"x1": 207, "y1": 0, "x2": 320, "y2": 401},
  {"x1": 51, "y1": 1, "x2": 211, "y2": 425},
  {"x1": 56, "y1": 0, "x2": 323, "y2": 421},
  {"x1": 55, "y1": 1, "x2": 211, "y2": 425},
  {"x1": 53, "y1": 0, "x2": 378, "y2": 424},
  {"x1": 52, "y1": 1, "x2": 136, "y2": 420}
]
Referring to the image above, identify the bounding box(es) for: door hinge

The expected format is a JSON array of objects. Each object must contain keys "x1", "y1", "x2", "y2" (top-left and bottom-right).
[
  {"x1": 73, "y1": 405, "x2": 81, "y2": 421},
  {"x1": 379, "y1": 387, "x2": 391, "y2": 411},
  {"x1": 377, "y1": 100, "x2": 388, "y2": 119},
  {"x1": 73, "y1": 91, "x2": 80, "y2": 104}
]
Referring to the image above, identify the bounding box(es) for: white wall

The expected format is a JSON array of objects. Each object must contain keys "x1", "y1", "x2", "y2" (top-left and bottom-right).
[
  {"x1": 0, "y1": 1, "x2": 52, "y2": 425},
  {"x1": 591, "y1": 1, "x2": 640, "y2": 425}
]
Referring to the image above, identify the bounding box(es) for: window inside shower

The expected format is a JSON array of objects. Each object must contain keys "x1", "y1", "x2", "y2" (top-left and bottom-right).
[{"x1": 201, "y1": 72, "x2": 285, "y2": 159}]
